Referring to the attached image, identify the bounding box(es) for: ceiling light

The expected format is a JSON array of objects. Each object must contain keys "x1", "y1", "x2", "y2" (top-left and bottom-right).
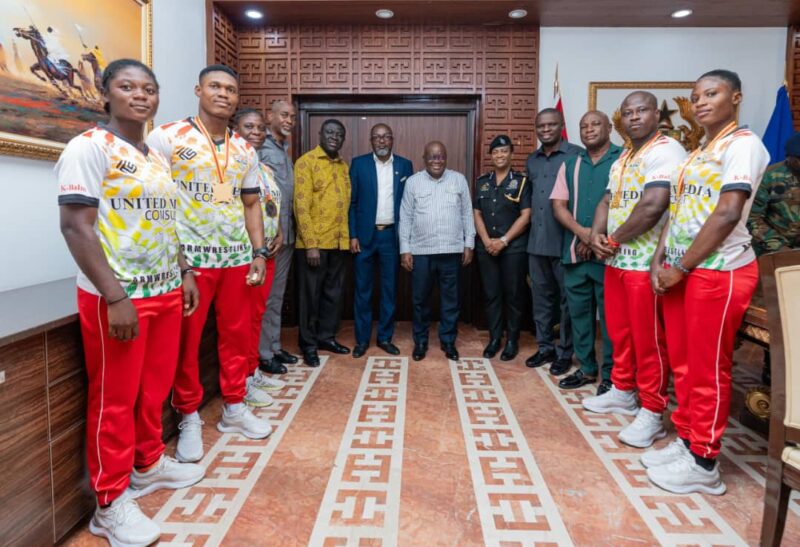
[
  {"x1": 671, "y1": 9, "x2": 693, "y2": 18},
  {"x1": 376, "y1": 9, "x2": 394, "y2": 19},
  {"x1": 245, "y1": 9, "x2": 263, "y2": 19},
  {"x1": 509, "y1": 9, "x2": 528, "y2": 19}
]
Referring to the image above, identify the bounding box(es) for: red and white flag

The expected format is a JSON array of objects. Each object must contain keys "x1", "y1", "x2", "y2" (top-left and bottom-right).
[{"x1": 554, "y1": 64, "x2": 568, "y2": 140}]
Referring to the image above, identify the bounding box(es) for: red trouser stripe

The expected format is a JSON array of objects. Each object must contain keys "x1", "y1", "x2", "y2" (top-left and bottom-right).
[
  {"x1": 173, "y1": 265, "x2": 252, "y2": 413},
  {"x1": 663, "y1": 261, "x2": 759, "y2": 459},
  {"x1": 249, "y1": 258, "x2": 276, "y2": 374},
  {"x1": 79, "y1": 288, "x2": 182, "y2": 505},
  {"x1": 605, "y1": 267, "x2": 670, "y2": 413}
]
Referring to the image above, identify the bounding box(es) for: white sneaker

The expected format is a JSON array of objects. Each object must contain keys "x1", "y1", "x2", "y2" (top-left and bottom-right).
[
  {"x1": 641, "y1": 437, "x2": 689, "y2": 468},
  {"x1": 250, "y1": 369, "x2": 286, "y2": 391},
  {"x1": 618, "y1": 408, "x2": 666, "y2": 448},
  {"x1": 128, "y1": 455, "x2": 205, "y2": 499},
  {"x1": 646, "y1": 450, "x2": 726, "y2": 495},
  {"x1": 244, "y1": 377, "x2": 276, "y2": 407},
  {"x1": 89, "y1": 494, "x2": 160, "y2": 547},
  {"x1": 176, "y1": 412, "x2": 204, "y2": 463},
  {"x1": 581, "y1": 385, "x2": 639, "y2": 415},
  {"x1": 217, "y1": 403, "x2": 273, "y2": 439}
]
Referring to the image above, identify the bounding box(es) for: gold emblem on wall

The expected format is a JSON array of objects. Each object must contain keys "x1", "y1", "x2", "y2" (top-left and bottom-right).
[{"x1": 612, "y1": 97, "x2": 705, "y2": 151}]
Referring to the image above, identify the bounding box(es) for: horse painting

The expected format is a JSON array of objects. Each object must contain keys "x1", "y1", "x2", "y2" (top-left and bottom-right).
[{"x1": 13, "y1": 25, "x2": 90, "y2": 99}]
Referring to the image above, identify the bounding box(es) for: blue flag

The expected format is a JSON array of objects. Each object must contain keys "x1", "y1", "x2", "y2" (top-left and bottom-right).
[{"x1": 762, "y1": 86, "x2": 795, "y2": 164}]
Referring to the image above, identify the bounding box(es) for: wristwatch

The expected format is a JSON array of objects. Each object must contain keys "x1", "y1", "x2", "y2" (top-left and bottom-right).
[
  {"x1": 675, "y1": 260, "x2": 692, "y2": 275},
  {"x1": 253, "y1": 247, "x2": 269, "y2": 260},
  {"x1": 500, "y1": 236, "x2": 509, "y2": 247}
]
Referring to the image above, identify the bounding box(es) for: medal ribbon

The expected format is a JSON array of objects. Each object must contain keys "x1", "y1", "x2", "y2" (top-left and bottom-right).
[
  {"x1": 671, "y1": 120, "x2": 738, "y2": 221},
  {"x1": 194, "y1": 116, "x2": 230, "y2": 188},
  {"x1": 611, "y1": 132, "x2": 661, "y2": 208}
]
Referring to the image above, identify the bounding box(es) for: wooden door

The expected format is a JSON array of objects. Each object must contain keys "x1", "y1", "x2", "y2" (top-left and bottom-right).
[{"x1": 293, "y1": 96, "x2": 481, "y2": 325}]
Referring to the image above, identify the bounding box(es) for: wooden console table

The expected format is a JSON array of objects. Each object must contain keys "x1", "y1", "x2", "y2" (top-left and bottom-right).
[{"x1": 0, "y1": 279, "x2": 221, "y2": 545}]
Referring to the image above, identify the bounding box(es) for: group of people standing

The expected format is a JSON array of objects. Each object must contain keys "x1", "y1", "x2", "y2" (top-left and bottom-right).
[{"x1": 57, "y1": 57, "x2": 768, "y2": 547}]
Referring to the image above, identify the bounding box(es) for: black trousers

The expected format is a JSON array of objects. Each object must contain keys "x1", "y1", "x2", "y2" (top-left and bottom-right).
[
  {"x1": 477, "y1": 249, "x2": 527, "y2": 341},
  {"x1": 297, "y1": 249, "x2": 346, "y2": 352},
  {"x1": 411, "y1": 254, "x2": 461, "y2": 346},
  {"x1": 528, "y1": 253, "x2": 573, "y2": 359}
]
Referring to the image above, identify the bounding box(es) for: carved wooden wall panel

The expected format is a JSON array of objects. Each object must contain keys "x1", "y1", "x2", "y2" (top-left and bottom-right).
[
  {"x1": 788, "y1": 26, "x2": 800, "y2": 130},
  {"x1": 212, "y1": 5, "x2": 239, "y2": 69},
  {"x1": 226, "y1": 22, "x2": 539, "y2": 171}
]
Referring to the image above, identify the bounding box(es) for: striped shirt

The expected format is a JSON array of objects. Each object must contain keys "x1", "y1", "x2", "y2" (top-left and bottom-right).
[{"x1": 399, "y1": 168, "x2": 476, "y2": 255}]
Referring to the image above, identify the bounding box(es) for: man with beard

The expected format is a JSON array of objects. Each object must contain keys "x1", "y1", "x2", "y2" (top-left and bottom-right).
[
  {"x1": 581, "y1": 91, "x2": 687, "y2": 449},
  {"x1": 525, "y1": 109, "x2": 583, "y2": 375},
  {"x1": 349, "y1": 123, "x2": 414, "y2": 358},
  {"x1": 256, "y1": 100, "x2": 299, "y2": 374},
  {"x1": 550, "y1": 111, "x2": 621, "y2": 395},
  {"x1": 293, "y1": 119, "x2": 351, "y2": 367}
]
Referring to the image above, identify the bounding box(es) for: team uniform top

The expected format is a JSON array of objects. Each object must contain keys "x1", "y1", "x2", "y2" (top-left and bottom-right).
[
  {"x1": 55, "y1": 126, "x2": 181, "y2": 299},
  {"x1": 606, "y1": 134, "x2": 687, "y2": 271},
  {"x1": 257, "y1": 162, "x2": 281, "y2": 246},
  {"x1": 146, "y1": 118, "x2": 261, "y2": 269},
  {"x1": 665, "y1": 128, "x2": 769, "y2": 270}
]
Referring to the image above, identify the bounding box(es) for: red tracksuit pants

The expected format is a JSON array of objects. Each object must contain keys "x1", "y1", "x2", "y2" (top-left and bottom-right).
[
  {"x1": 605, "y1": 267, "x2": 670, "y2": 413},
  {"x1": 173, "y1": 265, "x2": 251, "y2": 413},
  {"x1": 79, "y1": 287, "x2": 182, "y2": 505},
  {"x1": 662, "y1": 261, "x2": 759, "y2": 459},
  {"x1": 249, "y1": 258, "x2": 275, "y2": 374}
]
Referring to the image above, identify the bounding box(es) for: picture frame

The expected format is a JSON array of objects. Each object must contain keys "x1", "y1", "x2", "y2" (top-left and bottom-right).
[
  {"x1": 0, "y1": 0, "x2": 152, "y2": 161},
  {"x1": 588, "y1": 81, "x2": 699, "y2": 147}
]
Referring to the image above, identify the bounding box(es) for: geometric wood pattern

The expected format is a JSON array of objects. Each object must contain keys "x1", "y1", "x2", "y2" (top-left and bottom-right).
[
  {"x1": 787, "y1": 26, "x2": 800, "y2": 131},
  {"x1": 213, "y1": 5, "x2": 540, "y2": 172}
]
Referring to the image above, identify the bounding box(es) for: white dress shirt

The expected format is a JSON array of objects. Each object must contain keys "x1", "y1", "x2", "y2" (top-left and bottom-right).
[{"x1": 374, "y1": 154, "x2": 394, "y2": 224}]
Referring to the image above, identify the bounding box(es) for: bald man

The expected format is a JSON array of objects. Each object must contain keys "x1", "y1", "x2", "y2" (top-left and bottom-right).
[
  {"x1": 550, "y1": 111, "x2": 621, "y2": 394},
  {"x1": 257, "y1": 100, "x2": 298, "y2": 373},
  {"x1": 399, "y1": 141, "x2": 476, "y2": 362},
  {"x1": 349, "y1": 123, "x2": 414, "y2": 358},
  {"x1": 582, "y1": 92, "x2": 687, "y2": 450}
]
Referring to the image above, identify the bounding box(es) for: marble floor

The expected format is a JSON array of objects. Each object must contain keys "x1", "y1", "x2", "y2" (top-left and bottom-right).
[{"x1": 64, "y1": 321, "x2": 800, "y2": 546}]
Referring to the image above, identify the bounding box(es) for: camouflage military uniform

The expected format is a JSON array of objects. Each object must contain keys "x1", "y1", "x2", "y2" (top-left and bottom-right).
[{"x1": 747, "y1": 162, "x2": 800, "y2": 255}]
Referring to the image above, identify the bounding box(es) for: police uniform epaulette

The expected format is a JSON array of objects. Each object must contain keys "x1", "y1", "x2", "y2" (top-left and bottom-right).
[{"x1": 477, "y1": 171, "x2": 494, "y2": 181}]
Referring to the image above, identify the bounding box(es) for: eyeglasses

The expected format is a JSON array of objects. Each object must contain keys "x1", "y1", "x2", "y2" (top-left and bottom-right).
[
  {"x1": 371, "y1": 134, "x2": 394, "y2": 141},
  {"x1": 425, "y1": 155, "x2": 446, "y2": 162}
]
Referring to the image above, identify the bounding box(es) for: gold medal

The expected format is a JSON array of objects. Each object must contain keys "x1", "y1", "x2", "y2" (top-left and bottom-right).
[
  {"x1": 194, "y1": 116, "x2": 232, "y2": 205},
  {"x1": 212, "y1": 182, "x2": 234, "y2": 204}
]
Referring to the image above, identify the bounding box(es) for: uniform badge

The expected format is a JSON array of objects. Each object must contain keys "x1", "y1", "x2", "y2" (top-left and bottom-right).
[
  {"x1": 480, "y1": 183, "x2": 489, "y2": 191},
  {"x1": 507, "y1": 178, "x2": 519, "y2": 191}
]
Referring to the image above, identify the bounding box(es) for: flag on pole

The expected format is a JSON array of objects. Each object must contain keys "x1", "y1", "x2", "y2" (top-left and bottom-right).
[
  {"x1": 554, "y1": 64, "x2": 568, "y2": 140},
  {"x1": 762, "y1": 83, "x2": 795, "y2": 164}
]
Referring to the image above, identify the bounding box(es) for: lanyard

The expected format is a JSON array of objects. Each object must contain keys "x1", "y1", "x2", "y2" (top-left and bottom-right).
[
  {"x1": 610, "y1": 132, "x2": 660, "y2": 208},
  {"x1": 194, "y1": 116, "x2": 230, "y2": 186},
  {"x1": 671, "y1": 121, "x2": 738, "y2": 221}
]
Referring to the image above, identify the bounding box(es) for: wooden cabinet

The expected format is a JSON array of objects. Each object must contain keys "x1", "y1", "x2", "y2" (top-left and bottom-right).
[{"x1": 0, "y1": 314, "x2": 221, "y2": 545}]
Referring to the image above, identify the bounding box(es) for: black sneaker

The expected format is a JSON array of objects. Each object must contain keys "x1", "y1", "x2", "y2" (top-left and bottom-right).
[
  {"x1": 525, "y1": 350, "x2": 556, "y2": 368},
  {"x1": 549, "y1": 357, "x2": 572, "y2": 376}
]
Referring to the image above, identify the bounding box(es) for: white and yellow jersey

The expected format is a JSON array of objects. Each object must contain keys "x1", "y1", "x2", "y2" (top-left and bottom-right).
[
  {"x1": 56, "y1": 126, "x2": 181, "y2": 299},
  {"x1": 147, "y1": 118, "x2": 261, "y2": 269}
]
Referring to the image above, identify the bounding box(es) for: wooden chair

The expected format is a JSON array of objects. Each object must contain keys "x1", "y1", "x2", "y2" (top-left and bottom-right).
[{"x1": 760, "y1": 249, "x2": 800, "y2": 546}]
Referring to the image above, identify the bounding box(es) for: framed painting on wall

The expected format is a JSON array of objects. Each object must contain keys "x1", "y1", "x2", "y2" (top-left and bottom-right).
[
  {"x1": 0, "y1": 0, "x2": 151, "y2": 161},
  {"x1": 588, "y1": 81, "x2": 704, "y2": 150}
]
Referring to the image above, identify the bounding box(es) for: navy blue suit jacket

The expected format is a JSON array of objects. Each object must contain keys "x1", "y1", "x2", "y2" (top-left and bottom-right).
[{"x1": 348, "y1": 153, "x2": 414, "y2": 246}]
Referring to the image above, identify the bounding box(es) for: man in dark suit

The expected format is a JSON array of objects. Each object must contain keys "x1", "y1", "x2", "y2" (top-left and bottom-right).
[{"x1": 349, "y1": 123, "x2": 414, "y2": 358}]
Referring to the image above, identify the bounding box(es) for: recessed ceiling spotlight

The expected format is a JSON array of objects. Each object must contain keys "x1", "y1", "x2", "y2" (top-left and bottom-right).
[
  {"x1": 245, "y1": 9, "x2": 263, "y2": 19},
  {"x1": 376, "y1": 9, "x2": 394, "y2": 19},
  {"x1": 671, "y1": 9, "x2": 693, "y2": 18},
  {"x1": 509, "y1": 9, "x2": 528, "y2": 19}
]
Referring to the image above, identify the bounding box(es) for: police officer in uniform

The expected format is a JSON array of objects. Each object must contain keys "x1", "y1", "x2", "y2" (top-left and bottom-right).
[{"x1": 473, "y1": 135, "x2": 532, "y2": 360}]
